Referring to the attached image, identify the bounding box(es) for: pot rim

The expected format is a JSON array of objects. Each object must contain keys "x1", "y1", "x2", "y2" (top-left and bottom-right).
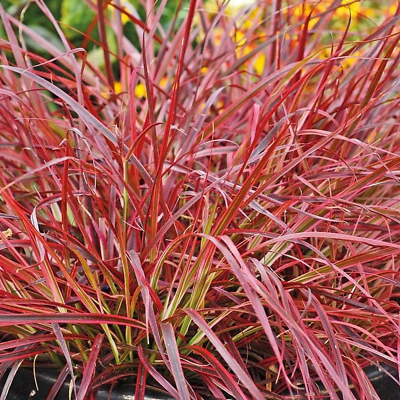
[{"x1": 0, "y1": 363, "x2": 398, "y2": 400}]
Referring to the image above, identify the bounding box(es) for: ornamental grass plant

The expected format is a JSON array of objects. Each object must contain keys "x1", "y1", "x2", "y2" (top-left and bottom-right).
[{"x1": 0, "y1": 0, "x2": 400, "y2": 399}]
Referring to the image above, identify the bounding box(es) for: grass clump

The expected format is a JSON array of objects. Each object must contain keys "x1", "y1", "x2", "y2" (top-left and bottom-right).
[{"x1": 0, "y1": 0, "x2": 400, "y2": 399}]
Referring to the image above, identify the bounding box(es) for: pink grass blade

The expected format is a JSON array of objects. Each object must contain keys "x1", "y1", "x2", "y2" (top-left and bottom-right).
[
  {"x1": 187, "y1": 344, "x2": 262, "y2": 400},
  {"x1": 186, "y1": 309, "x2": 270, "y2": 400},
  {"x1": 137, "y1": 345, "x2": 179, "y2": 399},
  {"x1": 0, "y1": 360, "x2": 23, "y2": 400},
  {"x1": 76, "y1": 334, "x2": 104, "y2": 400},
  {"x1": 52, "y1": 323, "x2": 76, "y2": 396},
  {"x1": 160, "y1": 322, "x2": 191, "y2": 400},
  {"x1": 0, "y1": 65, "x2": 153, "y2": 187},
  {"x1": 46, "y1": 365, "x2": 70, "y2": 400},
  {"x1": 0, "y1": 313, "x2": 145, "y2": 329}
]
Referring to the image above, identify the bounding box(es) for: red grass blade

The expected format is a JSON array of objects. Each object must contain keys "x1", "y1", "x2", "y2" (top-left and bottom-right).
[
  {"x1": 76, "y1": 334, "x2": 104, "y2": 400},
  {"x1": 161, "y1": 323, "x2": 191, "y2": 400}
]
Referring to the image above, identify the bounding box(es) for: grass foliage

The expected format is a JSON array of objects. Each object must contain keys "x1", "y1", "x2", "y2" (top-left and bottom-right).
[{"x1": 1, "y1": 0, "x2": 400, "y2": 399}]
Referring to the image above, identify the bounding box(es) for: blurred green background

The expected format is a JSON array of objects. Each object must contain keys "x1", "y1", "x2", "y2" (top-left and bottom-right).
[
  {"x1": 0, "y1": 0, "x2": 188, "y2": 58},
  {"x1": 0, "y1": 0, "x2": 396, "y2": 74}
]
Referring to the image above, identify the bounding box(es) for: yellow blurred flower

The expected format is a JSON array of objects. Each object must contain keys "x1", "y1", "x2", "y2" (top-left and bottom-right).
[
  {"x1": 292, "y1": 3, "x2": 314, "y2": 18},
  {"x1": 367, "y1": 130, "x2": 378, "y2": 144},
  {"x1": 254, "y1": 53, "x2": 265, "y2": 75},
  {"x1": 108, "y1": 0, "x2": 133, "y2": 25},
  {"x1": 159, "y1": 76, "x2": 168, "y2": 89},
  {"x1": 320, "y1": 47, "x2": 332, "y2": 59},
  {"x1": 114, "y1": 81, "x2": 123, "y2": 94},
  {"x1": 203, "y1": 0, "x2": 257, "y2": 15},
  {"x1": 389, "y1": 4, "x2": 398, "y2": 15},
  {"x1": 290, "y1": 2, "x2": 330, "y2": 30},
  {"x1": 234, "y1": 30, "x2": 247, "y2": 47},
  {"x1": 135, "y1": 82, "x2": 146, "y2": 98},
  {"x1": 341, "y1": 50, "x2": 362, "y2": 69},
  {"x1": 362, "y1": 8, "x2": 377, "y2": 19},
  {"x1": 101, "y1": 81, "x2": 124, "y2": 98},
  {"x1": 336, "y1": 0, "x2": 362, "y2": 18}
]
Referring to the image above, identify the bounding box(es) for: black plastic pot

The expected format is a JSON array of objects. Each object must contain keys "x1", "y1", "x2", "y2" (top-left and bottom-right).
[
  {"x1": 360, "y1": 364, "x2": 400, "y2": 400},
  {"x1": 288, "y1": 363, "x2": 400, "y2": 400},
  {"x1": 0, "y1": 368, "x2": 175, "y2": 400},
  {"x1": 0, "y1": 364, "x2": 398, "y2": 399}
]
